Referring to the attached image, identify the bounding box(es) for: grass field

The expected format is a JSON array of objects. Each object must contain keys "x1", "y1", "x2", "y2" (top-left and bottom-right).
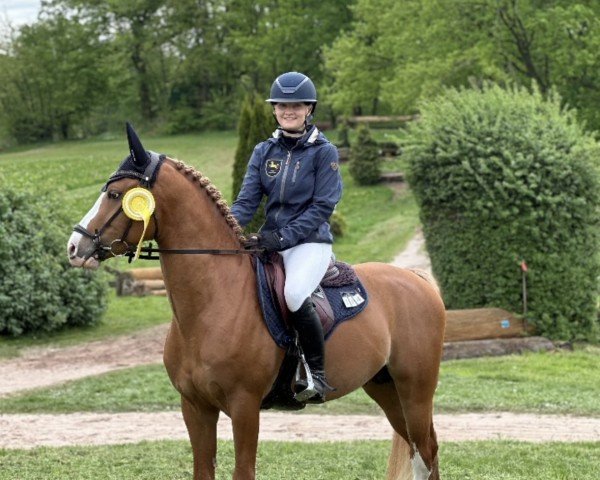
[
  {"x1": 1, "y1": 346, "x2": 598, "y2": 417},
  {"x1": 0, "y1": 440, "x2": 598, "y2": 479}
]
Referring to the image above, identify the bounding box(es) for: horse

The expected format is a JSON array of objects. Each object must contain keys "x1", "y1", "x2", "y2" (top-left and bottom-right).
[{"x1": 67, "y1": 124, "x2": 446, "y2": 480}]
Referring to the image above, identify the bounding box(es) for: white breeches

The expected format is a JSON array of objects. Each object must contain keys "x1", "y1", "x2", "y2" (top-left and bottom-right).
[{"x1": 278, "y1": 242, "x2": 333, "y2": 312}]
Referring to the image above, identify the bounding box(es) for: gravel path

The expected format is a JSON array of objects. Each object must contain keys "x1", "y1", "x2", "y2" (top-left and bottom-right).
[{"x1": 2, "y1": 411, "x2": 599, "y2": 449}]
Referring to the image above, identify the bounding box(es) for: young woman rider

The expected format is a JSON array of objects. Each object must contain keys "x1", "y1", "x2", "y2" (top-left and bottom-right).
[{"x1": 231, "y1": 72, "x2": 343, "y2": 403}]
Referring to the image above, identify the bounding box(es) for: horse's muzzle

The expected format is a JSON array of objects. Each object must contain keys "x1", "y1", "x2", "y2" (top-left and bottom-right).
[{"x1": 67, "y1": 233, "x2": 101, "y2": 269}]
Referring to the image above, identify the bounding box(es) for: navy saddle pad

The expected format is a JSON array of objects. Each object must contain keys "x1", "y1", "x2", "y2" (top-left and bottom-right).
[{"x1": 255, "y1": 255, "x2": 369, "y2": 348}]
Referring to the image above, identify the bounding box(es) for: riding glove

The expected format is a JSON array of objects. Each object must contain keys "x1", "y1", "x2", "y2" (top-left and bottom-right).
[{"x1": 244, "y1": 231, "x2": 283, "y2": 252}]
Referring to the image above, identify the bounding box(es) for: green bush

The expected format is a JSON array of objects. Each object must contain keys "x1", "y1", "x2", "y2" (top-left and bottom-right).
[
  {"x1": 330, "y1": 210, "x2": 347, "y2": 238},
  {"x1": 403, "y1": 84, "x2": 600, "y2": 341},
  {"x1": 0, "y1": 185, "x2": 108, "y2": 336},
  {"x1": 349, "y1": 124, "x2": 382, "y2": 185}
]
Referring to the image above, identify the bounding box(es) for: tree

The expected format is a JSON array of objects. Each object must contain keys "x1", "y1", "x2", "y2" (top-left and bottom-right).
[
  {"x1": 348, "y1": 124, "x2": 381, "y2": 185},
  {"x1": 0, "y1": 13, "x2": 110, "y2": 141},
  {"x1": 49, "y1": 0, "x2": 171, "y2": 122},
  {"x1": 325, "y1": 0, "x2": 600, "y2": 130}
]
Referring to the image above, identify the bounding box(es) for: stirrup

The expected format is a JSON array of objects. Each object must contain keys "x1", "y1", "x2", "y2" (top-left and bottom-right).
[
  {"x1": 297, "y1": 373, "x2": 335, "y2": 404},
  {"x1": 293, "y1": 358, "x2": 335, "y2": 404}
]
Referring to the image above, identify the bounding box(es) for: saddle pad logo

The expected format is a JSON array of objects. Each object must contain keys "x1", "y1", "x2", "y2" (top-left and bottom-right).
[{"x1": 266, "y1": 159, "x2": 282, "y2": 177}]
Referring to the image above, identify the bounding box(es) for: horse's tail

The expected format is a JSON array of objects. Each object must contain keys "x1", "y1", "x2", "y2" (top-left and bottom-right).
[
  {"x1": 407, "y1": 268, "x2": 441, "y2": 296},
  {"x1": 387, "y1": 432, "x2": 413, "y2": 480}
]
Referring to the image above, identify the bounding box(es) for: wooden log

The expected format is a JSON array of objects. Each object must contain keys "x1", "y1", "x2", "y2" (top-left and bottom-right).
[
  {"x1": 379, "y1": 172, "x2": 404, "y2": 183},
  {"x1": 130, "y1": 280, "x2": 166, "y2": 296},
  {"x1": 120, "y1": 268, "x2": 163, "y2": 281},
  {"x1": 150, "y1": 289, "x2": 167, "y2": 296},
  {"x1": 442, "y1": 336, "x2": 554, "y2": 361},
  {"x1": 444, "y1": 308, "x2": 531, "y2": 342},
  {"x1": 116, "y1": 268, "x2": 163, "y2": 296},
  {"x1": 345, "y1": 115, "x2": 419, "y2": 124},
  {"x1": 140, "y1": 279, "x2": 165, "y2": 290}
]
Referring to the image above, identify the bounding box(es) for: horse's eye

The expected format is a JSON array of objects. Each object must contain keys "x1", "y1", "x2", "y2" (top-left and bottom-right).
[{"x1": 107, "y1": 191, "x2": 121, "y2": 200}]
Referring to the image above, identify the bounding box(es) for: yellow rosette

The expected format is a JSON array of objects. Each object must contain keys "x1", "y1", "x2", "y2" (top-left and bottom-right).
[{"x1": 122, "y1": 187, "x2": 156, "y2": 261}]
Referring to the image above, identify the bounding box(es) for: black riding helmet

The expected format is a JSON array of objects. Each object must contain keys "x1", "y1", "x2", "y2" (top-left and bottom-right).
[{"x1": 266, "y1": 72, "x2": 318, "y2": 119}]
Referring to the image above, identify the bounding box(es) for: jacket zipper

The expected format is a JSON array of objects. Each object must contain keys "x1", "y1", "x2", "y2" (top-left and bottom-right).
[
  {"x1": 275, "y1": 149, "x2": 293, "y2": 223},
  {"x1": 291, "y1": 160, "x2": 300, "y2": 184}
]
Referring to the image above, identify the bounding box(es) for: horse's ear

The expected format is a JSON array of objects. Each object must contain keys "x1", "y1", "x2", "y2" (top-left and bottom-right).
[{"x1": 126, "y1": 122, "x2": 149, "y2": 167}]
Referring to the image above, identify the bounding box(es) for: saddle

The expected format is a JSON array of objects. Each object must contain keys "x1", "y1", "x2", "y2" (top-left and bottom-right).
[
  {"x1": 257, "y1": 253, "x2": 368, "y2": 345},
  {"x1": 255, "y1": 253, "x2": 368, "y2": 410}
]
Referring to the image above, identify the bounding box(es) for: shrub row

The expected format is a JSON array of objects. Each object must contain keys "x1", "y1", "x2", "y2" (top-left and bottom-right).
[{"x1": 403, "y1": 84, "x2": 599, "y2": 340}]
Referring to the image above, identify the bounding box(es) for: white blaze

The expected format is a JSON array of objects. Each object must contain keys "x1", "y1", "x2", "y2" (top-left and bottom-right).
[{"x1": 67, "y1": 192, "x2": 105, "y2": 263}]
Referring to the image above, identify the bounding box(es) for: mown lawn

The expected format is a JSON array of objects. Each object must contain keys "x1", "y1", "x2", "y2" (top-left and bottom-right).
[
  {"x1": 0, "y1": 440, "x2": 598, "y2": 480},
  {"x1": 1, "y1": 346, "x2": 598, "y2": 417}
]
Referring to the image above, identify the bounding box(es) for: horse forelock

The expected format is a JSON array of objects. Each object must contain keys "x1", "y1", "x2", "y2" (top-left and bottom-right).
[{"x1": 167, "y1": 158, "x2": 246, "y2": 243}]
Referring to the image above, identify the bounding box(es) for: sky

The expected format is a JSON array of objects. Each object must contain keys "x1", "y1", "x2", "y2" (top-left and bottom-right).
[{"x1": 0, "y1": 0, "x2": 41, "y2": 26}]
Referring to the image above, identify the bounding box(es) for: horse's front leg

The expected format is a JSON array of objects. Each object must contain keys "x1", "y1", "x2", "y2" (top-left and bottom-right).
[
  {"x1": 181, "y1": 396, "x2": 220, "y2": 480},
  {"x1": 229, "y1": 392, "x2": 262, "y2": 480}
]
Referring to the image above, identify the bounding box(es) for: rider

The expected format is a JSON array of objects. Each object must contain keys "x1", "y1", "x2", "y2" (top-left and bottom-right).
[{"x1": 231, "y1": 72, "x2": 343, "y2": 403}]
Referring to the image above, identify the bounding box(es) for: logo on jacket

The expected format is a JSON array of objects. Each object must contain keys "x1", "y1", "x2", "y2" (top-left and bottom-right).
[{"x1": 265, "y1": 159, "x2": 282, "y2": 177}]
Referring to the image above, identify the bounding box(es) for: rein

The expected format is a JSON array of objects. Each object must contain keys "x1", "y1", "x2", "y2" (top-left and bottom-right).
[{"x1": 123, "y1": 244, "x2": 259, "y2": 262}]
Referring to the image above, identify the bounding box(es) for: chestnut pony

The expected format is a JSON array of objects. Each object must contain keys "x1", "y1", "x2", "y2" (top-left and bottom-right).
[{"x1": 67, "y1": 125, "x2": 445, "y2": 480}]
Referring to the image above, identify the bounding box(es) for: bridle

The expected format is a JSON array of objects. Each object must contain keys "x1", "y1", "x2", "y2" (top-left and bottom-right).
[{"x1": 73, "y1": 154, "x2": 259, "y2": 263}]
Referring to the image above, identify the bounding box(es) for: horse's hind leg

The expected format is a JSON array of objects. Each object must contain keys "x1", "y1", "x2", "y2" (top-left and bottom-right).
[
  {"x1": 363, "y1": 381, "x2": 412, "y2": 480},
  {"x1": 395, "y1": 379, "x2": 440, "y2": 480},
  {"x1": 364, "y1": 377, "x2": 440, "y2": 480}
]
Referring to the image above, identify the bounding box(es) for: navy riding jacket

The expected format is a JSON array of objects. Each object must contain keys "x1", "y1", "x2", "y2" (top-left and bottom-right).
[{"x1": 231, "y1": 125, "x2": 343, "y2": 249}]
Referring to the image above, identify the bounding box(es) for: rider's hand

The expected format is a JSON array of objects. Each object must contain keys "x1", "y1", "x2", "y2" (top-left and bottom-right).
[
  {"x1": 243, "y1": 233, "x2": 262, "y2": 250},
  {"x1": 259, "y1": 231, "x2": 284, "y2": 252}
]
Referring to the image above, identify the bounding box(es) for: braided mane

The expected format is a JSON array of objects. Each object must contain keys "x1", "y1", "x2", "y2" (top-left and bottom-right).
[{"x1": 170, "y1": 158, "x2": 246, "y2": 243}]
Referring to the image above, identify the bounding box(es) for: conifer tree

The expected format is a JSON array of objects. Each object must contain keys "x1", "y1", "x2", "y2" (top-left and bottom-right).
[
  {"x1": 349, "y1": 124, "x2": 382, "y2": 185},
  {"x1": 231, "y1": 92, "x2": 274, "y2": 232}
]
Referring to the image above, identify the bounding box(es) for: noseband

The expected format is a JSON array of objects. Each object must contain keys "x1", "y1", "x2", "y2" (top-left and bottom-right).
[{"x1": 72, "y1": 205, "x2": 137, "y2": 261}]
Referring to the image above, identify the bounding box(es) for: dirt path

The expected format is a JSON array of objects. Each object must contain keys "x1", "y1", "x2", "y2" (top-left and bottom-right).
[
  {"x1": 1, "y1": 231, "x2": 598, "y2": 447},
  {"x1": 0, "y1": 324, "x2": 168, "y2": 397},
  {"x1": 390, "y1": 228, "x2": 432, "y2": 272},
  {"x1": 1, "y1": 411, "x2": 599, "y2": 449}
]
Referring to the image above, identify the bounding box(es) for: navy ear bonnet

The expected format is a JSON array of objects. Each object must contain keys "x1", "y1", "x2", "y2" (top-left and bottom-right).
[{"x1": 101, "y1": 122, "x2": 165, "y2": 191}]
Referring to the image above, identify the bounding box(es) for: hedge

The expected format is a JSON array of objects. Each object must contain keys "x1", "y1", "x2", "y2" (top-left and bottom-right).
[
  {"x1": 0, "y1": 185, "x2": 108, "y2": 336},
  {"x1": 403, "y1": 84, "x2": 600, "y2": 340}
]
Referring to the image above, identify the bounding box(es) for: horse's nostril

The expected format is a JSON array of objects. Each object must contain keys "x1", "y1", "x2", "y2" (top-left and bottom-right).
[{"x1": 68, "y1": 243, "x2": 77, "y2": 259}]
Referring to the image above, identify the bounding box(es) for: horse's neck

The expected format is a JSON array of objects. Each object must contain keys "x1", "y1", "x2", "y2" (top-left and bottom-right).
[{"x1": 153, "y1": 165, "x2": 255, "y2": 329}]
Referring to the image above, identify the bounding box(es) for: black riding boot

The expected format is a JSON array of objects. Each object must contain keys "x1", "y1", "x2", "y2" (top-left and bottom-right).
[{"x1": 290, "y1": 298, "x2": 335, "y2": 403}]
